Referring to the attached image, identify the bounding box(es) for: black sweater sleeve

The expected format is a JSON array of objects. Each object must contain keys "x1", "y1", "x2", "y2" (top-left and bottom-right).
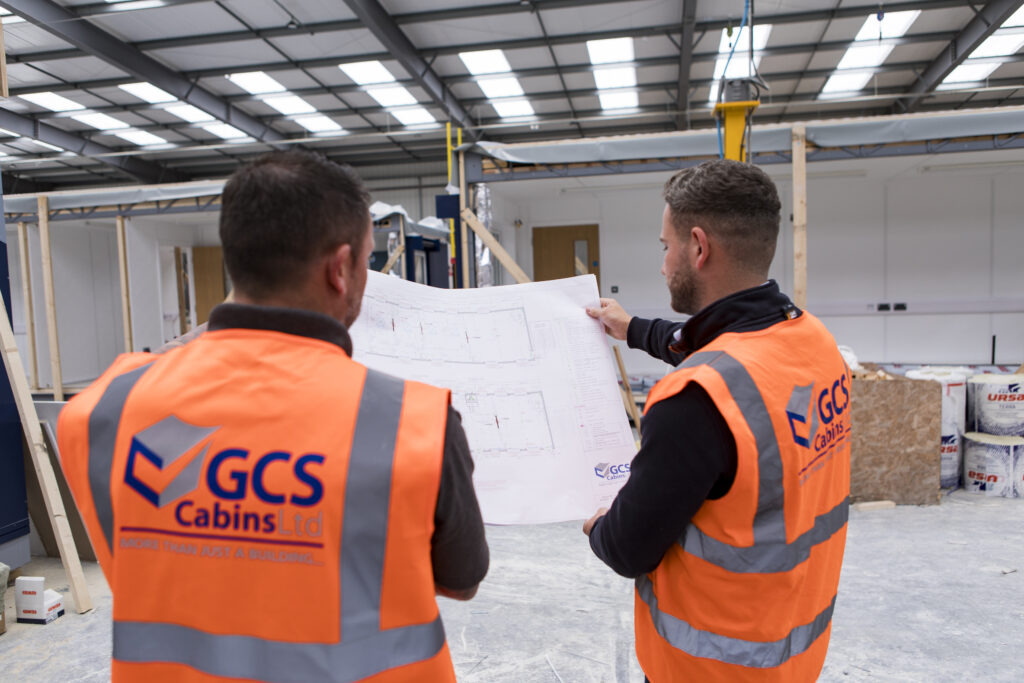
[
  {"x1": 626, "y1": 317, "x2": 687, "y2": 366},
  {"x1": 588, "y1": 383, "x2": 737, "y2": 578},
  {"x1": 430, "y1": 407, "x2": 489, "y2": 590}
]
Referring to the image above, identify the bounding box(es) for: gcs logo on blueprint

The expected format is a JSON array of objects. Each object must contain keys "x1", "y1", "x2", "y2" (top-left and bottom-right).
[{"x1": 594, "y1": 462, "x2": 631, "y2": 481}]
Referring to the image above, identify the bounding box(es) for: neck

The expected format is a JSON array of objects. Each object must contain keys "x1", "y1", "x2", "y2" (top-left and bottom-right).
[
  {"x1": 695, "y1": 272, "x2": 767, "y2": 312},
  {"x1": 233, "y1": 288, "x2": 346, "y2": 323}
]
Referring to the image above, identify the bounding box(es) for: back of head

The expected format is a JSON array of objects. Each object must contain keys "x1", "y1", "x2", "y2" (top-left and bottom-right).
[
  {"x1": 220, "y1": 151, "x2": 371, "y2": 300},
  {"x1": 662, "y1": 159, "x2": 781, "y2": 276}
]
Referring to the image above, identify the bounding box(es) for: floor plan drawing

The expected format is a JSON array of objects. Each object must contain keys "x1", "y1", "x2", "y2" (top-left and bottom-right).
[{"x1": 349, "y1": 272, "x2": 636, "y2": 523}]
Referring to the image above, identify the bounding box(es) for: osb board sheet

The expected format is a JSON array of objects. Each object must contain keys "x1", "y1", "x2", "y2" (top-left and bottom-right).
[{"x1": 851, "y1": 376, "x2": 942, "y2": 506}]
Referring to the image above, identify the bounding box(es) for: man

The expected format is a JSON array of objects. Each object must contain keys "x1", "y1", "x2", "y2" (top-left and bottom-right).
[
  {"x1": 57, "y1": 151, "x2": 488, "y2": 682},
  {"x1": 585, "y1": 159, "x2": 850, "y2": 682}
]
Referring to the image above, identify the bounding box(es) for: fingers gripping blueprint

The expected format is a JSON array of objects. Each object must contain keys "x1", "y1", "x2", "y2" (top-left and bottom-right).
[{"x1": 349, "y1": 271, "x2": 636, "y2": 524}]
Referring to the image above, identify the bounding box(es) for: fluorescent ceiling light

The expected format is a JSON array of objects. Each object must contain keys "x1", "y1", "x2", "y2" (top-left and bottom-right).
[
  {"x1": 940, "y1": 62, "x2": 1000, "y2": 85},
  {"x1": 72, "y1": 112, "x2": 130, "y2": 130},
  {"x1": 819, "y1": 72, "x2": 874, "y2": 97},
  {"x1": 114, "y1": 129, "x2": 167, "y2": 146},
  {"x1": 119, "y1": 82, "x2": 176, "y2": 104},
  {"x1": 594, "y1": 67, "x2": 637, "y2": 89},
  {"x1": 586, "y1": 37, "x2": 634, "y2": 64},
  {"x1": 20, "y1": 92, "x2": 86, "y2": 112},
  {"x1": 969, "y1": 33, "x2": 1024, "y2": 59},
  {"x1": 227, "y1": 71, "x2": 285, "y2": 95},
  {"x1": 491, "y1": 99, "x2": 534, "y2": 118},
  {"x1": 837, "y1": 44, "x2": 895, "y2": 70},
  {"x1": 477, "y1": 77, "x2": 524, "y2": 99},
  {"x1": 339, "y1": 61, "x2": 395, "y2": 85},
  {"x1": 367, "y1": 86, "x2": 417, "y2": 107},
  {"x1": 459, "y1": 49, "x2": 512, "y2": 75},
  {"x1": 854, "y1": 10, "x2": 921, "y2": 41},
  {"x1": 262, "y1": 95, "x2": 316, "y2": 115},
  {"x1": 165, "y1": 103, "x2": 214, "y2": 123},
  {"x1": 203, "y1": 123, "x2": 248, "y2": 140},
  {"x1": 293, "y1": 115, "x2": 343, "y2": 133},
  {"x1": 390, "y1": 107, "x2": 435, "y2": 126},
  {"x1": 598, "y1": 90, "x2": 638, "y2": 110}
]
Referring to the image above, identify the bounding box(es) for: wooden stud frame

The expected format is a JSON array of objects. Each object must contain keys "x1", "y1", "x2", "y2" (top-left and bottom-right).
[
  {"x1": 115, "y1": 216, "x2": 133, "y2": 353},
  {"x1": 792, "y1": 124, "x2": 808, "y2": 309},
  {"x1": 16, "y1": 221, "x2": 38, "y2": 389},
  {"x1": 37, "y1": 196, "x2": 64, "y2": 401}
]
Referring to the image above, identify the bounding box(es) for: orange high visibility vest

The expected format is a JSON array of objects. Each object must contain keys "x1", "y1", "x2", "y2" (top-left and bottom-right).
[
  {"x1": 635, "y1": 312, "x2": 851, "y2": 682},
  {"x1": 57, "y1": 327, "x2": 455, "y2": 682}
]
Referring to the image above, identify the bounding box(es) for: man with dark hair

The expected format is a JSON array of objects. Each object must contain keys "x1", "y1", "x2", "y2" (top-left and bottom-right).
[
  {"x1": 57, "y1": 150, "x2": 487, "y2": 682},
  {"x1": 585, "y1": 159, "x2": 850, "y2": 681}
]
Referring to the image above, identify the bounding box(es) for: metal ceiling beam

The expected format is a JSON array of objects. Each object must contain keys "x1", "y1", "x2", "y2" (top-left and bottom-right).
[
  {"x1": 341, "y1": 0, "x2": 478, "y2": 138},
  {"x1": 894, "y1": 0, "x2": 1024, "y2": 113},
  {"x1": 676, "y1": 0, "x2": 697, "y2": 130},
  {"x1": 0, "y1": 108, "x2": 186, "y2": 183},
  {"x1": 0, "y1": 0, "x2": 284, "y2": 145}
]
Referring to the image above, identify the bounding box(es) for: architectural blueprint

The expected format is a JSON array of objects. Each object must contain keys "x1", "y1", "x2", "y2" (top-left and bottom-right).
[{"x1": 349, "y1": 271, "x2": 636, "y2": 524}]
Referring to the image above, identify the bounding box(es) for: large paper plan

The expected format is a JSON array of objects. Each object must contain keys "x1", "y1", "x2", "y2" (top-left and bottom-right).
[{"x1": 349, "y1": 271, "x2": 636, "y2": 524}]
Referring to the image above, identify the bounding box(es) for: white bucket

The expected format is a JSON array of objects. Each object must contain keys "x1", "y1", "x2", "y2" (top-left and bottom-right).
[
  {"x1": 906, "y1": 368, "x2": 968, "y2": 488},
  {"x1": 967, "y1": 374, "x2": 1024, "y2": 437},
  {"x1": 962, "y1": 432, "x2": 1024, "y2": 498}
]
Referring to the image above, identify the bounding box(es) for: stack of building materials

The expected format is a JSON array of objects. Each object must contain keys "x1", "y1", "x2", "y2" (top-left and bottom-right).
[
  {"x1": 904, "y1": 367, "x2": 971, "y2": 489},
  {"x1": 964, "y1": 374, "x2": 1024, "y2": 497}
]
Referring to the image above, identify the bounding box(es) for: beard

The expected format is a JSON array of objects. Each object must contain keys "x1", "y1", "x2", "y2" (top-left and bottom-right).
[{"x1": 668, "y1": 260, "x2": 700, "y2": 315}]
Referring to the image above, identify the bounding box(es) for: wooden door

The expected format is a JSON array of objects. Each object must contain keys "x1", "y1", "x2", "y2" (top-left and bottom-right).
[
  {"x1": 532, "y1": 224, "x2": 600, "y2": 286},
  {"x1": 192, "y1": 246, "x2": 226, "y2": 325}
]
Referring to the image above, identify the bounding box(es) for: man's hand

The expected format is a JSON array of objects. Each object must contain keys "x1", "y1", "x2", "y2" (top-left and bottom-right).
[
  {"x1": 582, "y1": 507, "x2": 608, "y2": 536},
  {"x1": 586, "y1": 299, "x2": 632, "y2": 340},
  {"x1": 435, "y1": 582, "x2": 479, "y2": 601}
]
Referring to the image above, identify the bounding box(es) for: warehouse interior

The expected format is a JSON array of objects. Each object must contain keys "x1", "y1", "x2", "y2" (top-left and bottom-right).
[{"x1": 0, "y1": 0, "x2": 1023, "y2": 681}]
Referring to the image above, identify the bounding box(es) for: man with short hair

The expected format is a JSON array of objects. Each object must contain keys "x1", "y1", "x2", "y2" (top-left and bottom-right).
[
  {"x1": 585, "y1": 159, "x2": 850, "y2": 682},
  {"x1": 58, "y1": 151, "x2": 487, "y2": 682}
]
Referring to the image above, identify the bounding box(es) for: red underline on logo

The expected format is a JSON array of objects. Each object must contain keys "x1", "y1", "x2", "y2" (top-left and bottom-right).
[{"x1": 119, "y1": 526, "x2": 324, "y2": 549}]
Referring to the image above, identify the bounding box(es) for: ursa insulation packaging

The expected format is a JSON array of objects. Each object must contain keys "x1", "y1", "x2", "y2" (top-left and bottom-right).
[
  {"x1": 906, "y1": 367, "x2": 968, "y2": 488},
  {"x1": 962, "y1": 432, "x2": 1024, "y2": 498},
  {"x1": 967, "y1": 374, "x2": 1024, "y2": 437}
]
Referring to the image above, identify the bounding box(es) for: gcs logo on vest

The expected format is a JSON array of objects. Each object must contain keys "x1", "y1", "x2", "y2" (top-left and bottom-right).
[
  {"x1": 785, "y1": 374, "x2": 850, "y2": 454},
  {"x1": 123, "y1": 415, "x2": 325, "y2": 536}
]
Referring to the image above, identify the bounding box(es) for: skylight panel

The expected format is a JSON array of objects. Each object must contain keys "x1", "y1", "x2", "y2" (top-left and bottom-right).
[
  {"x1": 1006, "y1": 7, "x2": 1024, "y2": 27},
  {"x1": 339, "y1": 61, "x2": 396, "y2": 85},
  {"x1": 460, "y1": 50, "x2": 512, "y2": 75},
  {"x1": 477, "y1": 77, "x2": 524, "y2": 99},
  {"x1": 114, "y1": 129, "x2": 167, "y2": 146},
  {"x1": 854, "y1": 10, "x2": 921, "y2": 41},
  {"x1": 227, "y1": 72, "x2": 286, "y2": 95},
  {"x1": 940, "y1": 62, "x2": 1001, "y2": 85},
  {"x1": 707, "y1": 25, "x2": 773, "y2": 103},
  {"x1": 390, "y1": 107, "x2": 435, "y2": 126},
  {"x1": 203, "y1": 123, "x2": 248, "y2": 140},
  {"x1": 119, "y1": 82, "x2": 176, "y2": 104},
  {"x1": 0, "y1": 8, "x2": 24, "y2": 23},
  {"x1": 969, "y1": 33, "x2": 1024, "y2": 59},
  {"x1": 819, "y1": 72, "x2": 874, "y2": 97},
  {"x1": 586, "y1": 38, "x2": 634, "y2": 64},
  {"x1": 836, "y1": 44, "x2": 894, "y2": 70},
  {"x1": 294, "y1": 115, "x2": 343, "y2": 133},
  {"x1": 593, "y1": 67, "x2": 637, "y2": 89},
  {"x1": 20, "y1": 92, "x2": 86, "y2": 112},
  {"x1": 367, "y1": 86, "x2": 417, "y2": 107},
  {"x1": 491, "y1": 99, "x2": 534, "y2": 118},
  {"x1": 938, "y1": 9, "x2": 1024, "y2": 88},
  {"x1": 72, "y1": 112, "x2": 130, "y2": 130},
  {"x1": 0, "y1": 128, "x2": 17, "y2": 137},
  {"x1": 165, "y1": 103, "x2": 214, "y2": 123},
  {"x1": 599, "y1": 90, "x2": 639, "y2": 110},
  {"x1": 262, "y1": 95, "x2": 316, "y2": 115}
]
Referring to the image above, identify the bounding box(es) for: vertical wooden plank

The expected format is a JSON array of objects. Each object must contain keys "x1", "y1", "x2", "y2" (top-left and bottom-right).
[
  {"x1": 792, "y1": 124, "x2": 808, "y2": 309},
  {"x1": 459, "y1": 147, "x2": 470, "y2": 288},
  {"x1": 37, "y1": 196, "x2": 63, "y2": 401},
  {"x1": 16, "y1": 221, "x2": 38, "y2": 389},
  {"x1": 174, "y1": 247, "x2": 187, "y2": 335},
  {"x1": 0, "y1": 287, "x2": 92, "y2": 612},
  {"x1": 115, "y1": 216, "x2": 133, "y2": 353},
  {"x1": 398, "y1": 214, "x2": 407, "y2": 280},
  {"x1": 192, "y1": 246, "x2": 225, "y2": 325},
  {"x1": 0, "y1": 17, "x2": 9, "y2": 98}
]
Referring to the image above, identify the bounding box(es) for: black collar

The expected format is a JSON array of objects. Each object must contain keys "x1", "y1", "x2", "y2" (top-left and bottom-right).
[
  {"x1": 207, "y1": 303, "x2": 353, "y2": 355},
  {"x1": 669, "y1": 280, "x2": 800, "y2": 356}
]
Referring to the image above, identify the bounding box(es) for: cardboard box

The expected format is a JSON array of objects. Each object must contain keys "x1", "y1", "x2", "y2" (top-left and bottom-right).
[{"x1": 15, "y1": 576, "x2": 64, "y2": 625}]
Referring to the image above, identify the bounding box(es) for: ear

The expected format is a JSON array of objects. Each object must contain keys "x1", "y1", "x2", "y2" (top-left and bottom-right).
[
  {"x1": 326, "y1": 243, "x2": 354, "y2": 296},
  {"x1": 691, "y1": 226, "x2": 710, "y2": 269}
]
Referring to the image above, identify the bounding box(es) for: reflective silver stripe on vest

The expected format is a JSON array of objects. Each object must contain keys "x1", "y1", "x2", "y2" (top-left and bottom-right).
[
  {"x1": 87, "y1": 362, "x2": 155, "y2": 554},
  {"x1": 675, "y1": 351, "x2": 849, "y2": 573},
  {"x1": 636, "y1": 574, "x2": 835, "y2": 668},
  {"x1": 113, "y1": 368, "x2": 447, "y2": 682}
]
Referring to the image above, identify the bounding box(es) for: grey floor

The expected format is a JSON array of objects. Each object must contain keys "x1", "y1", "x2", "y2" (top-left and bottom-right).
[{"x1": 2, "y1": 490, "x2": 1022, "y2": 682}]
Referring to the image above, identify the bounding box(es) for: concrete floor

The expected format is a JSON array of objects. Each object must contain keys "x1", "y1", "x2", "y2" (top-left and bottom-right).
[{"x1": 2, "y1": 490, "x2": 1022, "y2": 682}]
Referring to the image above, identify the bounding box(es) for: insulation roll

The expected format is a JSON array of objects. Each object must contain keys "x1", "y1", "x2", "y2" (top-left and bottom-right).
[
  {"x1": 962, "y1": 432, "x2": 1024, "y2": 498},
  {"x1": 906, "y1": 368, "x2": 968, "y2": 488},
  {"x1": 967, "y1": 374, "x2": 1024, "y2": 436}
]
